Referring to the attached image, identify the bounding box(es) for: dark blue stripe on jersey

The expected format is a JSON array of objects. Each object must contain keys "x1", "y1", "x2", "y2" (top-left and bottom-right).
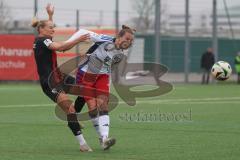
[
  {"x1": 86, "y1": 41, "x2": 105, "y2": 54},
  {"x1": 100, "y1": 35, "x2": 114, "y2": 41}
]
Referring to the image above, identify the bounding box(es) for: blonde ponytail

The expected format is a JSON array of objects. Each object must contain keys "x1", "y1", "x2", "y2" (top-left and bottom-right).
[
  {"x1": 31, "y1": 17, "x2": 48, "y2": 33},
  {"x1": 31, "y1": 17, "x2": 39, "y2": 28}
]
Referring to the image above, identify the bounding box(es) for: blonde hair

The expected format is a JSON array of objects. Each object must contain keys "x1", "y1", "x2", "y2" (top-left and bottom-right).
[
  {"x1": 117, "y1": 25, "x2": 136, "y2": 37},
  {"x1": 31, "y1": 17, "x2": 48, "y2": 33}
]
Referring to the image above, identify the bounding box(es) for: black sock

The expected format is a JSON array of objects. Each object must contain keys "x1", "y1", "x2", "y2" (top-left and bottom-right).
[
  {"x1": 67, "y1": 113, "x2": 82, "y2": 136},
  {"x1": 99, "y1": 110, "x2": 108, "y2": 116},
  {"x1": 74, "y1": 96, "x2": 85, "y2": 113}
]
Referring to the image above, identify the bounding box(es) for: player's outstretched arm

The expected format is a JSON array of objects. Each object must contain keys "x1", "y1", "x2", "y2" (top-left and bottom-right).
[
  {"x1": 67, "y1": 29, "x2": 113, "y2": 43},
  {"x1": 47, "y1": 34, "x2": 90, "y2": 51}
]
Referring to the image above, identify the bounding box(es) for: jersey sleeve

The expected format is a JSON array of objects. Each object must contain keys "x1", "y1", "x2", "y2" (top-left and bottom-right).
[
  {"x1": 36, "y1": 38, "x2": 53, "y2": 50},
  {"x1": 43, "y1": 38, "x2": 53, "y2": 47},
  {"x1": 66, "y1": 29, "x2": 113, "y2": 43}
]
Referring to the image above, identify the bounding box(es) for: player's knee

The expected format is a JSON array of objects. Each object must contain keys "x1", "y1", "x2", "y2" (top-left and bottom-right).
[
  {"x1": 57, "y1": 98, "x2": 74, "y2": 114},
  {"x1": 57, "y1": 93, "x2": 70, "y2": 107},
  {"x1": 56, "y1": 92, "x2": 68, "y2": 101},
  {"x1": 86, "y1": 99, "x2": 97, "y2": 111},
  {"x1": 96, "y1": 95, "x2": 109, "y2": 107}
]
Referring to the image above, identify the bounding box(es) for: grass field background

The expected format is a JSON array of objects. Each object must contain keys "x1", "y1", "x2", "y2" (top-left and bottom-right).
[{"x1": 0, "y1": 83, "x2": 240, "y2": 160}]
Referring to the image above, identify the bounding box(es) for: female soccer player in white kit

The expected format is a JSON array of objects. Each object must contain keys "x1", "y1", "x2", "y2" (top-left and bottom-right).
[{"x1": 67, "y1": 25, "x2": 135, "y2": 150}]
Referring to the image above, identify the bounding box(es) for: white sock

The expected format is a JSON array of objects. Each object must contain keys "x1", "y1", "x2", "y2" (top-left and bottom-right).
[
  {"x1": 76, "y1": 134, "x2": 86, "y2": 145},
  {"x1": 99, "y1": 115, "x2": 110, "y2": 141},
  {"x1": 91, "y1": 117, "x2": 101, "y2": 138}
]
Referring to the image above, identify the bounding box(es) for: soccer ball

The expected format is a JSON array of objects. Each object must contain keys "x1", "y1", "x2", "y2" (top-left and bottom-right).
[{"x1": 211, "y1": 61, "x2": 232, "y2": 81}]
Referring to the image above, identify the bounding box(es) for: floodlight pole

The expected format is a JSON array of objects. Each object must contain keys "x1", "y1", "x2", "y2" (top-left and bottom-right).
[
  {"x1": 155, "y1": 0, "x2": 161, "y2": 64},
  {"x1": 184, "y1": 0, "x2": 190, "y2": 83},
  {"x1": 33, "y1": 0, "x2": 38, "y2": 36},
  {"x1": 76, "y1": 9, "x2": 80, "y2": 54},
  {"x1": 212, "y1": 0, "x2": 218, "y2": 61},
  {"x1": 115, "y1": 0, "x2": 120, "y2": 83},
  {"x1": 75, "y1": 9, "x2": 80, "y2": 67},
  {"x1": 34, "y1": 0, "x2": 38, "y2": 17},
  {"x1": 115, "y1": 0, "x2": 119, "y2": 35},
  {"x1": 153, "y1": 0, "x2": 161, "y2": 82}
]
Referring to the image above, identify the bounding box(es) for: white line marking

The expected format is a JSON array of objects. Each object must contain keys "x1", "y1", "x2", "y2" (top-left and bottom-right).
[
  {"x1": 0, "y1": 97, "x2": 239, "y2": 108},
  {"x1": 139, "y1": 97, "x2": 240, "y2": 103},
  {"x1": 0, "y1": 104, "x2": 53, "y2": 108},
  {"x1": 0, "y1": 88, "x2": 39, "y2": 91},
  {"x1": 140, "y1": 101, "x2": 240, "y2": 105}
]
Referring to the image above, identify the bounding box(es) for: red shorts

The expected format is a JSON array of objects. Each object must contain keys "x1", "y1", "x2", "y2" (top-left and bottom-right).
[{"x1": 76, "y1": 70, "x2": 110, "y2": 101}]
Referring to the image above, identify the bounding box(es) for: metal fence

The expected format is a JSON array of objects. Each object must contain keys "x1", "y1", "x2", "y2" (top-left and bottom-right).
[
  {"x1": 1, "y1": 0, "x2": 240, "y2": 37},
  {"x1": 1, "y1": 0, "x2": 240, "y2": 83}
]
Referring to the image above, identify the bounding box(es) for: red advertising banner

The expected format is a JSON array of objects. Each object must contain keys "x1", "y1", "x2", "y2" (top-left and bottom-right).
[{"x1": 0, "y1": 34, "x2": 39, "y2": 80}]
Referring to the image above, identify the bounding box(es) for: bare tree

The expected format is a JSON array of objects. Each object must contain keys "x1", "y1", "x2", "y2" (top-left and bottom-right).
[
  {"x1": 131, "y1": 0, "x2": 155, "y2": 33},
  {"x1": 0, "y1": 0, "x2": 11, "y2": 31},
  {"x1": 131, "y1": 0, "x2": 169, "y2": 33}
]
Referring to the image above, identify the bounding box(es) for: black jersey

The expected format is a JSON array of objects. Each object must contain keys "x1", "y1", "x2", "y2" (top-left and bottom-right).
[{"x1": 33, "y1": 37, "x2": 61, "y2": 84}]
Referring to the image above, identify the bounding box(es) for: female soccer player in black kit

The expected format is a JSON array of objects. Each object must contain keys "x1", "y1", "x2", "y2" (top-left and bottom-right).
[{"x1": 32, "y1": 4, "x2": 92, "y2": 152}]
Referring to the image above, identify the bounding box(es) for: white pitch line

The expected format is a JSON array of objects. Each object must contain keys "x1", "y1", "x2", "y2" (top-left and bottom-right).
[
  {"x1": 137, "y1": 97, "x2": 240, "y2": 103},
  {"x1": 0, "y1": 104, "x2": 53, "y2": 108},
  {"x1": 0, "y1": 87, "x2": 39, "y2": 91},
  {"x1": 138, "y1": 101, "x2": 240, "y2": 105},
  {"x1": 0, "y1": 97, "x2": 239, "y2": 108}
]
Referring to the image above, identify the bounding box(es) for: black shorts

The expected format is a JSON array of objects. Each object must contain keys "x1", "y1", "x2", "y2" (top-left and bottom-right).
[{"x1": 40, "y1": 75, "x2": 76, "y2": 103}]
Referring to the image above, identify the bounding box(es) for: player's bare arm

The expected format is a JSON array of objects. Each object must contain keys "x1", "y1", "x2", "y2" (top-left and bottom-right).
[{"x1": 48, "y1": 34, "x2": 90, "y2": 51}]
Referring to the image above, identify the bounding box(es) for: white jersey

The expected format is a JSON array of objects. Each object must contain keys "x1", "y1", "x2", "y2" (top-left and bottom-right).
[{"x1": 67, "y1": 29, "x2": 125, "y2": 74}]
